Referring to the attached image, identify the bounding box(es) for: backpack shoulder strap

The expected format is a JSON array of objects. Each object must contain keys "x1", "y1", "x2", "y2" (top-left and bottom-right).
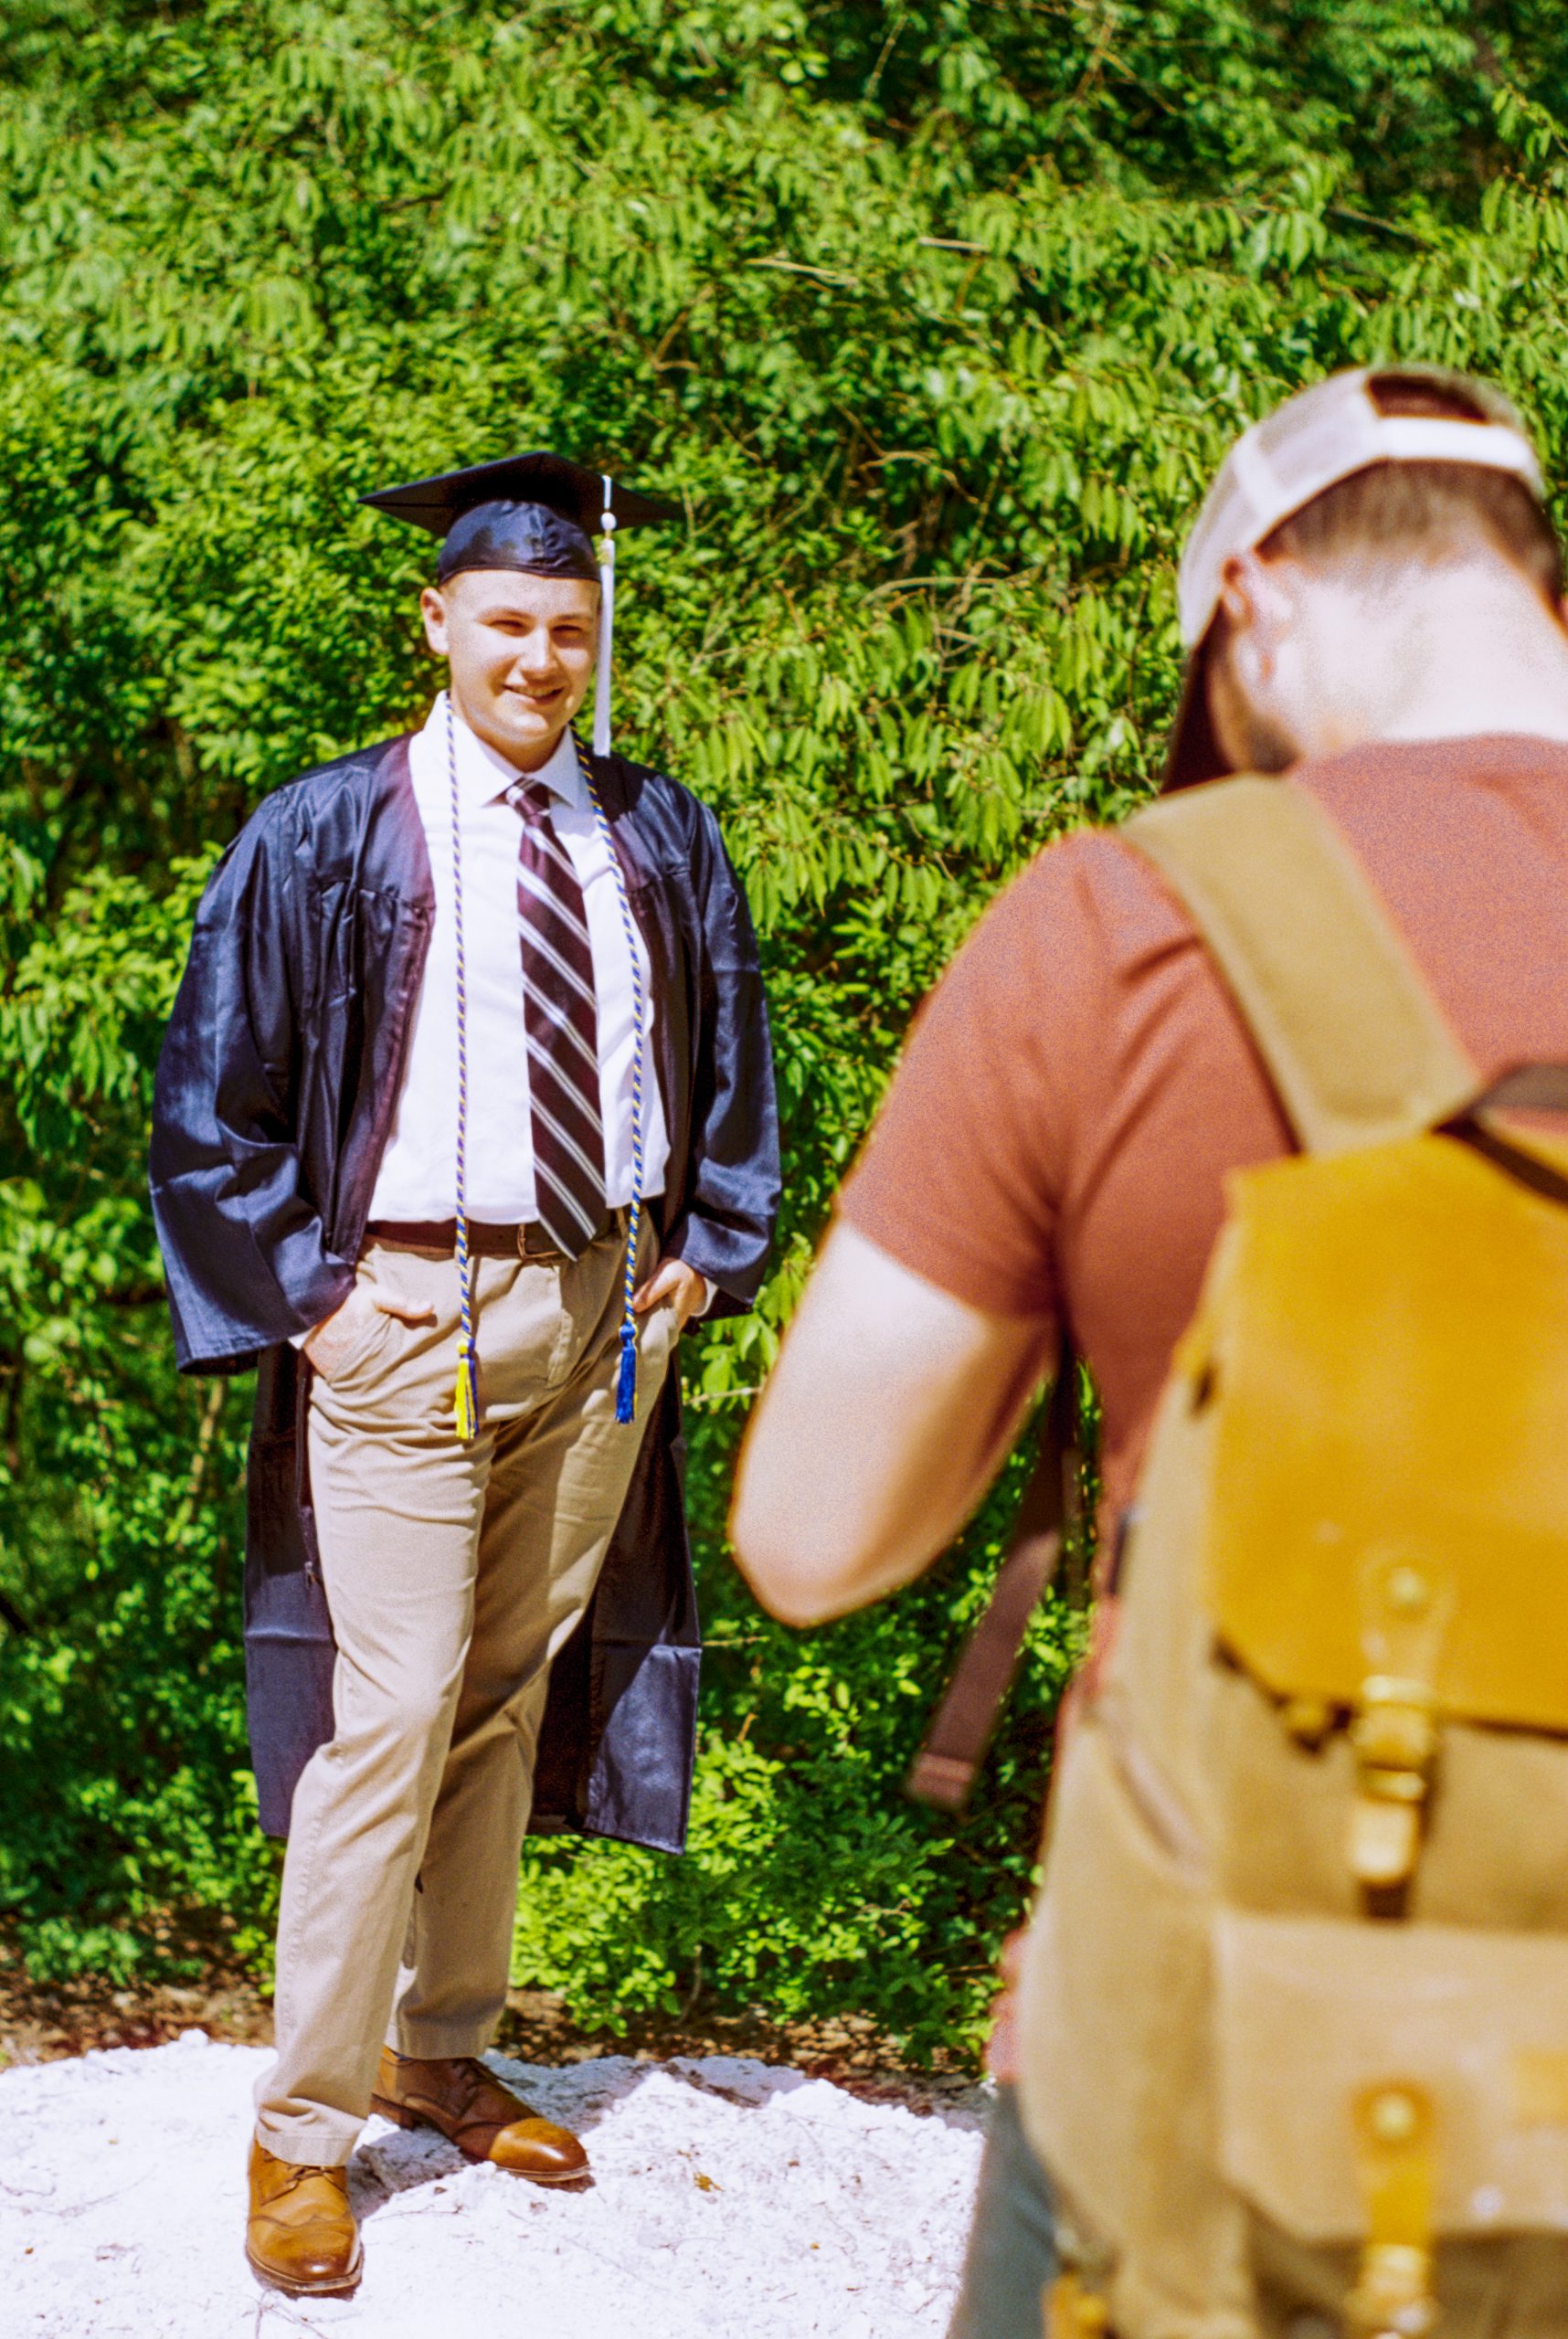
[
  {"x1": 1122, "y1": 776, "x2": 1477, "y2": 1155},
  {"x1": 906, "y1": 1354, "x2": 1080, "y2": 1815}
]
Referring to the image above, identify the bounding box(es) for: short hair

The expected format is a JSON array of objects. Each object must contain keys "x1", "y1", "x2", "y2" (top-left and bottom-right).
[{"x1": 1260, "y1": 371, "x2": 1563, "y2": 605}]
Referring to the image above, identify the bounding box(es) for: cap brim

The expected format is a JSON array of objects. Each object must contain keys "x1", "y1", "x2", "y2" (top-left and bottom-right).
[{"x1": 1160, "y1": 633, "x2": 1231, "y2": 794}]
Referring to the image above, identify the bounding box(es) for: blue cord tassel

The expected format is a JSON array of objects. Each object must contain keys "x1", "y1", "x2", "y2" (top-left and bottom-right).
[{"x1": 616, "y1": 1319, "x2": 638, "y2": 1424}]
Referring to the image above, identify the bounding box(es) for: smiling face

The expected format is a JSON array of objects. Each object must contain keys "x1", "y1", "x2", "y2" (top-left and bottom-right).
[{"x1": 419, "y1": 568, "x2": 599, "y2": 771}]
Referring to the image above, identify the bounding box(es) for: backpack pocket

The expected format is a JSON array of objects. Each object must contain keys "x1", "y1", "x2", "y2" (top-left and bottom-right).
[{"x1": 1214, "y1": 1909, "x2": 1568, "y2": 2245}]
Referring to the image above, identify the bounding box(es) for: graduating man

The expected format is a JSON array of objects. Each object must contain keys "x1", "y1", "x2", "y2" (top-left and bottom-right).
[{"x1": 151, "y1": 454, "x2": 779, "y2": 2296}]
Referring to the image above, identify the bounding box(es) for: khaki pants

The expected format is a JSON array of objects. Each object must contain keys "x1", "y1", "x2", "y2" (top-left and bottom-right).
[{"x1": 254, "y1": 1219, "x2": 677, "y2": 2164}]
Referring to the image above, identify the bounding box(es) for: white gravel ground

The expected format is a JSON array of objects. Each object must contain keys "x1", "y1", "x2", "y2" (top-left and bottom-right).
[{"x1": 1, "y1": 2031, "x2": 984, "y2": 2337}]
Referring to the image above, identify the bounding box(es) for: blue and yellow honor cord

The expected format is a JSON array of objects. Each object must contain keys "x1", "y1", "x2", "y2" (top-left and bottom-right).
[
  {"x1": 446, "y1": 697, "x2": 482, "y2": 1442},
  {"x1": 573, "y1": 731, "x2": 647, "y2": 1425},
  {"x1": 445, "y1": 697, "x2": 647, "y2": 1442}
]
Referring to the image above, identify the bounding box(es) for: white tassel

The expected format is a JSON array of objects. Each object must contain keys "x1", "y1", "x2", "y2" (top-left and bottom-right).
[{"x1": 593, "y1": 474, "x2": 616, "y2": 757}]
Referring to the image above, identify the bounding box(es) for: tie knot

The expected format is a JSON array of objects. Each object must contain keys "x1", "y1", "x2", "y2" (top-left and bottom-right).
[{"x1": 506, "y1": 778, "x2": 554, "y2": 825}]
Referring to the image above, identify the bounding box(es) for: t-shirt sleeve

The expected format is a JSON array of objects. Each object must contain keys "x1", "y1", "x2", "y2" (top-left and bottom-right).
[{"x1": 839, "y1": 839, "x2": 1104, "y2": 1322}]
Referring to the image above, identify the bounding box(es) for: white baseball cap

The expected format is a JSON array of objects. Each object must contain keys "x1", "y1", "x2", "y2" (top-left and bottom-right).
[{"x1": 1164, "y1": 364, "x2": 1546, "y2": 790}]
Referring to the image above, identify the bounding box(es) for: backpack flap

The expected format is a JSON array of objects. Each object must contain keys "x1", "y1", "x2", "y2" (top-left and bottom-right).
[
  {"x1": 1214, "y1": 1910, "x2": 1568, "y2": 2245},
  {"x1": 1201, "y1": 1130, "x2": 1568, "y2": 1741}
]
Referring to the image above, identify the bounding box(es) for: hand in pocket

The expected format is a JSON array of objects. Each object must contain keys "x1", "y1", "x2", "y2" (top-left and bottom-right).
[{"x1": 304, "y1": 1285, "x2": 431, "y2": 1384}]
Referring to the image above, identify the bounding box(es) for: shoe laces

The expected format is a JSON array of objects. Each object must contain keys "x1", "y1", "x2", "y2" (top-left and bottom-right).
[
  {"x1": 276, "y1": 2161, "x2": 340, "y2": 2196},
  {"x1": 453, "y1": 2058, "x2": 496, "y2": 2112},
  {"x1": 450, "y1": 2057, "x2": 536, "y2": 2126}
]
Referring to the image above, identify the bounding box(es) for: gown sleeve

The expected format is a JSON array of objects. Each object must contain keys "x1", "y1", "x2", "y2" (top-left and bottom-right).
[
  {"x1": 660, "y1": 801, "x2": 780, "y2": 1316},
  {"x1": 149, "y1": 803, "x2": 355, "y2": 1372}
]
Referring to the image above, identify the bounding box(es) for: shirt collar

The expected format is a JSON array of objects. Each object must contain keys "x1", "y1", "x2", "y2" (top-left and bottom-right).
[{"x1": 423, "y1": 693, "x2": 585, "y2": 812}]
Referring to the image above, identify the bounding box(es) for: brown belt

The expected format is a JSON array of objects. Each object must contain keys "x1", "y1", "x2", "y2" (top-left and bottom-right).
[{"x1": 366, "y1": 1208, "x2": 630, "y2": 1260}]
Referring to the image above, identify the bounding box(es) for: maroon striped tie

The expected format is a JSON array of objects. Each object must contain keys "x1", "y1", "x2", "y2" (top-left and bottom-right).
[{"x1": 507, "y1": 778, "x2": 607, "y2": 1257}]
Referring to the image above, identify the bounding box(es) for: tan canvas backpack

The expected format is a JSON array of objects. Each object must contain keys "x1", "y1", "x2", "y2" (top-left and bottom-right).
[{"x1": 1012, "y1": 777, "x2": 1568, "y2": 2339}]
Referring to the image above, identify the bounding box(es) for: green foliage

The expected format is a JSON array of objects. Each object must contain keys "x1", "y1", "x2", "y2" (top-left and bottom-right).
[
  {"x1": 2, "y1": 0, "x2": 1567, "y2": 2051},
  {"x1": 516, "y1": 1433, "x2": 1086, "y2": 2060}
]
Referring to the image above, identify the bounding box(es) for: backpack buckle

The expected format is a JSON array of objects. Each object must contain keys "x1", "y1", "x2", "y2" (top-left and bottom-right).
[
  {"x1": 1349, "y1": 1561, "x2": 1452, "y2": 1893},
  {"x1": 1046, "y1": 2271, "x2": 1112, "y2": 2339},
  {"x1": 1349, "y1": 1677, "x2": 1438, "y2": 1890}
]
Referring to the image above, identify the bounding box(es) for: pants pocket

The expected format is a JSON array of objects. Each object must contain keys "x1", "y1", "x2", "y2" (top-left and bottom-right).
[{"x1": 308, "y1": 1286, "x2": 398, "y2": 1389}]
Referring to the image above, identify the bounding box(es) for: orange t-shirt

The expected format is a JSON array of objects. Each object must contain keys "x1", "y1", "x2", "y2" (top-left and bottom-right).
[{"x1": 839, "y1": 736, "x2": 1568, "y2": 1519}]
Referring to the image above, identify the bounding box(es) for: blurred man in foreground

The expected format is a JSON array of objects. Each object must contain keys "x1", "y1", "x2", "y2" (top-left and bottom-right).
[{"x1": 733, "y1": 365, "x2": 1568, "y2": 2335}]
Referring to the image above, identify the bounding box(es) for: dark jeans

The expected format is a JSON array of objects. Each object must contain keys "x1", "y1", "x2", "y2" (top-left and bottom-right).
[{"x1": 948, "y1": 2083, "x2": 1060, "y2": 2339}]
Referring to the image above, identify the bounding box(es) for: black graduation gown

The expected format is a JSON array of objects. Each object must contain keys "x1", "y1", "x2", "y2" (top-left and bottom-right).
[{"x1": 149, "y1": 735, "x2": 779, "y2": 1850}]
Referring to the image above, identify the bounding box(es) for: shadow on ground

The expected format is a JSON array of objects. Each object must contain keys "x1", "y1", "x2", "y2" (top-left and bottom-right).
[{"x1": 349, "y1": 2050, "x2": 987, "y2": 2225}]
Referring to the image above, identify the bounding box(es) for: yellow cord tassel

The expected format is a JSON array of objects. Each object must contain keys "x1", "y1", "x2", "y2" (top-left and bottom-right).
[{"x1": 454, "y1": 1343, "x2": 480, "y2": 1443}]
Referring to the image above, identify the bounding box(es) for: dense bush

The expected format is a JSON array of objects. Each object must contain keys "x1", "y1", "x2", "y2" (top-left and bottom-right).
[{"x1": 2, "y1": 0, "x2": 1567, "y2": 2056}]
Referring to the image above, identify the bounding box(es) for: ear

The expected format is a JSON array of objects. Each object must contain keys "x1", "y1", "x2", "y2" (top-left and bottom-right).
[
  {"x1": 1217, "y1": 547, "x2": 1291, "y2": 630},
  {"x1": 1216, "y1": 549, "x2": 1295, "y2": 683},
  {"x1": 419, "y1": 585, "x2": 450, "y2": 657}
]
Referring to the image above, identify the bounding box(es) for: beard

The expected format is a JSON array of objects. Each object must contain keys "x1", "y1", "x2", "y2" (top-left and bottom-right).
[
  {"x1": 1232, "y1": 700, "x2": 1298, "y2": 775},
  {"x1": 1205, "y1": 636, "x2": 1300, "y2": 775}
]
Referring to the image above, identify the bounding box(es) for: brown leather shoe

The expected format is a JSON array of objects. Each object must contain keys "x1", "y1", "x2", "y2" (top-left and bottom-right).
[
  {"x1": 246, "y1": 2138, "x2": 362, "y2": 2295},
  {"x1": 371, "y1": 2048, "x2": 588, "y2": 2183}
]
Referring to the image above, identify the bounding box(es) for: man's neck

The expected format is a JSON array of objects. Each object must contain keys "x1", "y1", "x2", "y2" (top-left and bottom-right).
[
  {"x1": 448, "y1": 693, "x2": 572, "y2": 776},
  {"x1": 1304, "y1": 567, "x2": 1568, "y2": 757}
]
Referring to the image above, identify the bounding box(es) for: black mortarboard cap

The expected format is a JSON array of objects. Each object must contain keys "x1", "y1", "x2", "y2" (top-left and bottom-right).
[
  {"x1": 361, "y1": 452, "x2": 678, "y2": 583},
  {"x1": 362, "y1": 452, "x2": 679, "y2": 751}
]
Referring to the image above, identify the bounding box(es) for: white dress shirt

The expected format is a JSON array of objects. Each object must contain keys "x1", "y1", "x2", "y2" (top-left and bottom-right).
[{"x1": 369, "y1": 693, "x2": 672, "y2": 1223}]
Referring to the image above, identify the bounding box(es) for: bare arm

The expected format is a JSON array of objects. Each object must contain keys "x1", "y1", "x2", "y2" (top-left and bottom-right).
[{"x1": 730, "y1": 1219, "x2": 1053, "y2": 1626}]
